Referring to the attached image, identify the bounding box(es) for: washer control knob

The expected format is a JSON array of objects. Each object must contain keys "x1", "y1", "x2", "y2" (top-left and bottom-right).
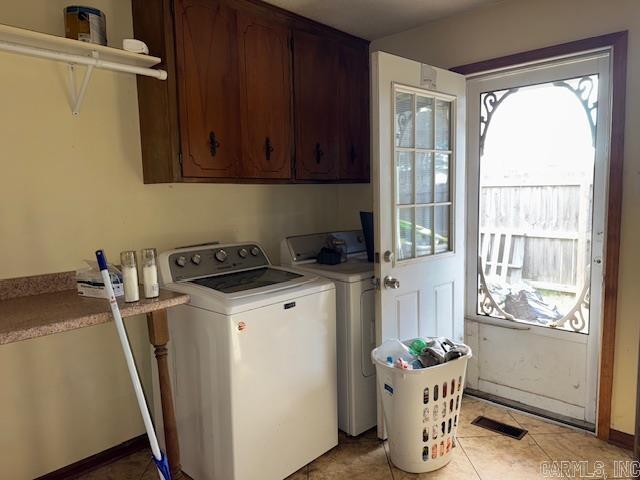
[
  {"x1": 238, "y1": 248, "x2": 248, "y2": 259},
  {"x1": 175, "y1": 255, "x2": 187, "y2": 267},
  {"x1": 215, "y1": 249, "x2": 228, "y2": 262},
  {"x1": 191, "y1": 254, "x2": 201, "y2": 265},
  {"x1": 250, "y1": 247, "x2": 260, "y2": 257}
]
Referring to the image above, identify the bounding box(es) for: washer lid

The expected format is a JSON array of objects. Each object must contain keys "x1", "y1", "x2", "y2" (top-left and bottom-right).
[
  {"x1": 165, "y1": 272, "x2": 334, "y2": 315},
  {"x1": 190, "y1": 267, "x2": 302, "y2": 294}
]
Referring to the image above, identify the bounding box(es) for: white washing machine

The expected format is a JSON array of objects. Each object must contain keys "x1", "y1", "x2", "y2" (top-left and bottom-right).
[
  {"x1": 155, "y1": 242, "x2": 337, "y2": 480},
  {"x1": 280, "y1": 231, "x2": 376, "y2": 436}
]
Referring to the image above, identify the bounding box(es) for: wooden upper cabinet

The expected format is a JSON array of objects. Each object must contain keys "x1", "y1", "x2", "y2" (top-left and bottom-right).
[
  {"x1": 237, "y1": 12, "x2": 293, "y2": 179},
  {"x1": 338, "y1": 44, "x2": 370, "y2": 182},
  {"x1": 174, "y1": 0, "x2": 240, "y2": 178},
  {"x1": 293, "y1": 30, "x2": 340, "y2": 181},
  {"x1": 133, "y1": 0, "x2": 370, "y2": 184}
]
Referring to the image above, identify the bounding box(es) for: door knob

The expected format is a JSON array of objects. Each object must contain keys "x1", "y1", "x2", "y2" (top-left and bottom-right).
[
  {"x1": 383, "y1": 250, "x2": 394, "y2": 263},
  {"x1": 383, "y1": 275, "x2": 400, "y2": 289}
]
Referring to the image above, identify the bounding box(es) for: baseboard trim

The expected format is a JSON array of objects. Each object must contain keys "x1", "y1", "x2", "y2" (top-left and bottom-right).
[
  {"x1": 608, "y1": 429, "x2": 634, "y2": 451},
  {"x1": 35, "y1": 435, "x2": 149, "y2": 480}
]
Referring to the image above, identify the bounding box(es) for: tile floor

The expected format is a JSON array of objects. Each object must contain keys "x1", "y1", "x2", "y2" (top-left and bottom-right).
[{"x1": 79, "y1": 396, "x2": 634, "y2": 480}]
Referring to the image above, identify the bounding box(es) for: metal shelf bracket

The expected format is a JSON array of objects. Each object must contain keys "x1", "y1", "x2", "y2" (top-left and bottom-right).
[{"x1": 68, "y1": 51, "x2": 97, "y2": 115}]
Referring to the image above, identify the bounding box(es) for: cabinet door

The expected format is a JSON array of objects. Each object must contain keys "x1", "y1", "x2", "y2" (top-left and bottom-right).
[
  {"x1": 338, "y1": 44, "x2": 370, "y2": 182},
  {"x1": 293, "y1": 30, "x2": 340, "y2": 181},
  {"x1": 237, "y1": 13, "x2": 293, "y2": 179},
  {"x1": 175, "y1": 0, "x2": 240, "y2": 178}
]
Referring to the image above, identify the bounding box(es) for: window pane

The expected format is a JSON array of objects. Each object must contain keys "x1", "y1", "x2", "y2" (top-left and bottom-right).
[
  {"x1": 416, "y1": 153, "x2": 433, "y2": 204},
  {"x1": 477, "y1": 75, "x2": 598, "y2": 332},
  {"x1": 396, "y1": 152, "x2": 414, "y2": 205},
  {"x1": 435, "y1": 154, "x2": 450, "y2": 202},
  {"x1": 395, "y1": 92, "x2": 414, "y2": 148},
  {"x1": 416, "y1": 96, "x2": 434, "y2": 149},
  {"x1": 435, "y1": 100, "x2": 451, "y2": 150},
  {"x1": 416, "y1": 207, "x2": 433, "y2": 256},
  {"x1": 397, "y1": 208, "x2": 414, "y2": 260},
  {"x1": 393, "y1": 87, "x2": 454, "y2": 263},
  {"x1": 435, "y1": 206, "x2": 450, "y2": 253}
]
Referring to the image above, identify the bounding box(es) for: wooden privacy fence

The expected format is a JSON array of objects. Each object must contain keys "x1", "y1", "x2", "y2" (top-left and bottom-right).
[{"x1": 479, "y1": 178, "x2": 592, "y2": 294}]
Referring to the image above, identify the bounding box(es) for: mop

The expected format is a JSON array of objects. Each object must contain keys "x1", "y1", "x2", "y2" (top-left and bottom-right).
[{"x1": 96, "y1": 250, "x2": 172, "y2": 480}]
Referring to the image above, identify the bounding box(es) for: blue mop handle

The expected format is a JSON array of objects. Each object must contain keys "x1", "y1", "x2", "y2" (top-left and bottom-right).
[{"x1": 96, "y1": 250, "x2": 171, "y2": 480}]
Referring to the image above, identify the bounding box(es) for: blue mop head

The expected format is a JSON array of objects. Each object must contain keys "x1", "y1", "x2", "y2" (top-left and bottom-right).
[{"x1": 153, "y1": 451, "x2": 172, "y2": 480}]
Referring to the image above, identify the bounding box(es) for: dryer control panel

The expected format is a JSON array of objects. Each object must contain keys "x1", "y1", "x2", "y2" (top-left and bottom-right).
[
  {"x1": 283, "y1": 230, "x2": 366, "y2": 263},
  {"x1": 167, "y1": 243, "x2": 269, "y2": 282}
]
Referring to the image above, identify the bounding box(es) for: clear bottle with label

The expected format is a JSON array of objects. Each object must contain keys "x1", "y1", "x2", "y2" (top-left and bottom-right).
[
  {"x1": 141, "y1": 248, "x2": 159, "y2": 299},
  {"x1": 120, "y1": 250, "x2": 140, "y2": 303}
]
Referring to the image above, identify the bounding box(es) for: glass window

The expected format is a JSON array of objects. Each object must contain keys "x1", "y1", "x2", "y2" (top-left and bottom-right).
[
  {"x1": 395, "y1": 92, "x2": 414, "y2": 148},
  {"x1": 396, "y1": 152, "x2": 414, "y2": 205},
  {"x1": 394, "y1": 87, "x2": 453, "y2": 261},
  {"x1": 416, "y1": 96, "x2": 434, "y2": 149},
  {"x1": 476, "y1": 75, "x2": 598, "y2": 333},
  {"x1": 416, "y1": 153, "x2": 433, "y2": 204}
]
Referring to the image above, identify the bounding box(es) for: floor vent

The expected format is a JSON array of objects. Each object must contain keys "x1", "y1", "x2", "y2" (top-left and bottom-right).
[{"x1": 471, "y1": 416, "x2": 528, "y2": 440}]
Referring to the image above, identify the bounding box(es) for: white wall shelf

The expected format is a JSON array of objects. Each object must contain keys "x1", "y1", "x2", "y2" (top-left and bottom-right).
[{"x1": 0, "y1": 23, "x2": 167, "y2": 115}]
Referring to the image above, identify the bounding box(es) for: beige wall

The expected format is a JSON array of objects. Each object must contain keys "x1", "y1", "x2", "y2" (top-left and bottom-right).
[
  {"x1": 0, "y1": 1, "x2": 370, "y2": 478},
  {"x1": 373, "y1": 0, "x2": 639, "y2": 435}
]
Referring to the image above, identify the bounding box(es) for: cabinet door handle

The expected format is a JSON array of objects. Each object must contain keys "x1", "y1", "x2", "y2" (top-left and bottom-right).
[
  {"x1": 209, "y1": 131, "x2": 220, "y2": 157},
  {"x1": 349, "y1": 144, "x2": 357, "y2": 164},
  {"x1": 264, "y1": 137, "x2": 274, "y2": 161},
  {"x1": 314, "y1": 143, "x2": 324, "y2": 164}
]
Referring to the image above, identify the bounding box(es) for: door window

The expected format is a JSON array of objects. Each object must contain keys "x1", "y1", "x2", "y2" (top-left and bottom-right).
[
  {"x1": 394, "y1": 86, "x2": 454, "y2": 261},
  {"x1": 475, "y1": 75, "x2": 599, "y2": 332}
]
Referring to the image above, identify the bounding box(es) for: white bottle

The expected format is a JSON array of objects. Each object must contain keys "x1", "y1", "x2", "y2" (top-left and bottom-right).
[
  {"x1": 120, "y1": 251, "x2": 140, "y2": 303},
  {"x1": 141, "y1": 248, "x2": 159, "y2": 299}
]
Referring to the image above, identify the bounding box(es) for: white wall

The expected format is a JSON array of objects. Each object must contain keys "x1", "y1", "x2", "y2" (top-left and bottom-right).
[
  {"x1": 0, "y1": 1, "x2": 371, "y2": 477},
  {"x1": 372, "y1": 0, "x2": 639, "y2": 435}
]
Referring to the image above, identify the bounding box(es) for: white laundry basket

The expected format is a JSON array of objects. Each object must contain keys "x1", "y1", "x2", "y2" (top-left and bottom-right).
[{"x1": 372, "y1": 345, "x2": 472, "y2": 473}]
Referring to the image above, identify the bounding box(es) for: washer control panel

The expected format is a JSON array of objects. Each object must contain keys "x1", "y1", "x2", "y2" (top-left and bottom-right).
[{"x1": 168, "y1": 244, "x2": 268, "y2": 281}]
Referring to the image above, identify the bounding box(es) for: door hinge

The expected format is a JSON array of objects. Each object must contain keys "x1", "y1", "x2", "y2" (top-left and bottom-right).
[
  {"x1": 169, "y1": 0, "x2": 175, "y2": 17},
  {"x1": 178, "y1": 152, "x2": 183, "y2": 166}
]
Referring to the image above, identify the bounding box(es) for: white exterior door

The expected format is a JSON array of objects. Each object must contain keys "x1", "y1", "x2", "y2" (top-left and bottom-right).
[
  {"x1": 464, "y1": 53, "x2": 611, "y2": 426},
  {"x1": 372, "y1": 51, "x2": 466, "y2": 435}
]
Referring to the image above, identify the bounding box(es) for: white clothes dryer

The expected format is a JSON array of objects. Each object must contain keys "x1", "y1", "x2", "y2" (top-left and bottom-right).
[{"x1": 281, "y1": 231, "x2": 376, "y2": 436}]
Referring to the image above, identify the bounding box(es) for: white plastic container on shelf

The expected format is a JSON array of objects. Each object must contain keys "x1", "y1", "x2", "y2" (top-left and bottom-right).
[{"x1": 372, "y1": 342, "x2": 472, "y2": 474}]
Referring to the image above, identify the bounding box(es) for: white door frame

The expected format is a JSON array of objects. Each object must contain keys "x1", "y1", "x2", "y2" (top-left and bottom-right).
[{"x1": 464, "y1": 52, "x2": 612, "y2": 425}]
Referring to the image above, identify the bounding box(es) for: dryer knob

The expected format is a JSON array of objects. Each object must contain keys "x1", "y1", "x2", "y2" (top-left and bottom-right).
[
  {"x1": 238, "y1": 248, "x2": 248, "y2": 259},
  {"x1": 250, "y1": 247, "x2": 260, "y2": 257},
  {"x1": 191, "y1": 254, "x2": 201, "y2": 265},
  {"x1": 215, "y1": 250, "x2": 228, "y2": 262},
  {"x1": 175, "y1": 255, "x2": 187, "y2": 267}
]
